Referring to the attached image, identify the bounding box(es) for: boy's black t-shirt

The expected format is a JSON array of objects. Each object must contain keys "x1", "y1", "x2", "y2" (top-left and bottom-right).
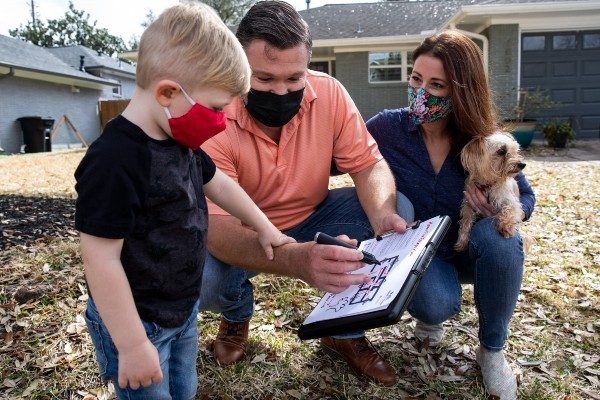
[{"x1": 75, "y1": 115, "x2": 216, "y2": 328}]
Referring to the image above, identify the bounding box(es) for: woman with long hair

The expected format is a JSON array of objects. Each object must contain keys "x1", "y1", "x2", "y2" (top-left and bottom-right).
[{"x1": 367, "y1": 30, "x2": 536, "y2": 399}]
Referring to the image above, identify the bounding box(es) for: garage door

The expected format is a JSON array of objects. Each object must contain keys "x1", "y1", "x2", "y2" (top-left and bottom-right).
[{"x1": 521, "y1": 31, "x2": 600, "y2": 139}]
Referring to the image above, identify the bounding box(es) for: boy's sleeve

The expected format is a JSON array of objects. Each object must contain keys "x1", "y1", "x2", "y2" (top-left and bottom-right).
[
  {"x1": 75, "y1": 145, "x2": 143, "y2": 239},
  {"x1": 194, "y1": 149, "x2": 217, "y2": 184}
]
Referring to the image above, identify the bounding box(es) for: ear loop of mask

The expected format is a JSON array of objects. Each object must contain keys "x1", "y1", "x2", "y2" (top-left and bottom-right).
[{"x1": 163, "y1": 86, "x2": 196, "y2": 119}]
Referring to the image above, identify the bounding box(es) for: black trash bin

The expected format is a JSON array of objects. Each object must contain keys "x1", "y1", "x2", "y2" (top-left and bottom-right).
[{"x1": 17, "y1": 116, "x2": 54, "y2": 153}]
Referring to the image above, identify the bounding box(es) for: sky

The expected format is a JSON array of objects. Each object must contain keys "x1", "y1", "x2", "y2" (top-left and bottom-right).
[{"x1": 0, "y1": 0, "x2": 378, "y2": 44}]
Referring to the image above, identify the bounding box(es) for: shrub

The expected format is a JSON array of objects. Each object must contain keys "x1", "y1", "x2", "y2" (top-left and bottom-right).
[{"x1": 542, "y1": 120, "x2": 575, "y2": 148}]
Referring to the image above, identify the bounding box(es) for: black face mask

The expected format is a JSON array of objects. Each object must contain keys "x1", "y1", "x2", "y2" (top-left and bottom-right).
[{"x1": 245, "y1": 87, "x2": 305, "y2": 127}]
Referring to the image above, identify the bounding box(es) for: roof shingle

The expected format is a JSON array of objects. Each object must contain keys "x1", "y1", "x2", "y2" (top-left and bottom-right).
[
  {"x1": 299, "y1": 0, "x2": 592, "y2": 40},
  {"x1": 47, "y1": 45, "x2": 136, "y2": 76},
  {"x1": 0, "y1": 35, "x2": 116, "y2": 84}
]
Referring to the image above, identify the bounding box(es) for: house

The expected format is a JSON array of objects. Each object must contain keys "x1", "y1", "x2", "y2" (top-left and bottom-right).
[
  {"x1": 47, "y1": 45, "x2": 136, "y2": 99},
  {"x1": 300, "y1": 0, "x2": 600, "y2": 138},
  {"x1": 0, "y1": 35, "x2": 121, "y2": 154}
]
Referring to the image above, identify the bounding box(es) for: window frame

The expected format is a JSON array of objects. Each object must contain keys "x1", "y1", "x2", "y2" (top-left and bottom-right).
[
  {"x1": 368, "y1": 50, "x2": 413, "y2": 84},
  {"x1": 112, "y1": 79, "x2": 122, "y2": 97},
  {"x1": 522, "y1": 35, "x2": 546, "y2": 52},
  {"x1": 583, "y1": 32, "x2": 600, "y2": 49},
  {"x1": 552, "y1": 34, "x2": 577, "y2": 51}
]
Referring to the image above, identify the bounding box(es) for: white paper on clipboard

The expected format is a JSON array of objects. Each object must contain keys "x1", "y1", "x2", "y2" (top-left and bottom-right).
[{"x1": 303, "y1": 216, "x2": 445, "y2": 325}]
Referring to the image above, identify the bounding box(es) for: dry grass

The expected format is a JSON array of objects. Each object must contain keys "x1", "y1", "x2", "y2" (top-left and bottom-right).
[{"x1": 0, "y1": 146, "x2": 598, "y2": 399}]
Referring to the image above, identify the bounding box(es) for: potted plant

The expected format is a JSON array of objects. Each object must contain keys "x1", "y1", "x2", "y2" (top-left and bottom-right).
[
  {"x1": 542, "y1": 119, "x2": 575, "y2": 148},
  {"x1": 502, "y1": 88, "x2": 558, "y2": 148}
]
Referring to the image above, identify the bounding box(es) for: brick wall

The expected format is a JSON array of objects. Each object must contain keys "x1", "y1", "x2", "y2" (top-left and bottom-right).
[
  {"x1": 0, "y1": 76, "x2": 103, "y2": 154},
  {"x1": 486, "y1": 24, "x2": 520, "y2": 120},
  {"x1": 335, "y1": 51, "x2": 408, "y2": 122}
]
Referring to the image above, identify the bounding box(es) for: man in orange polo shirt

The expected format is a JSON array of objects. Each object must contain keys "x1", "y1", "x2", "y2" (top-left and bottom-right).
[{"x1": 199, "y1": 1, "x2": 413, "y2": 386}]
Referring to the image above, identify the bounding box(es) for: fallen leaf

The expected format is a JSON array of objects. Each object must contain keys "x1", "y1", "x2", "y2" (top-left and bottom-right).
[{"x1": 251, "y1": 354, "x2": 266, "y2": 363}]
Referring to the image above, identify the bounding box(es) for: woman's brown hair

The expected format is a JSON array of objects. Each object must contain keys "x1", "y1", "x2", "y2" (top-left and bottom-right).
[{"x1": 412, "y1": 30, "x2": 498, "y2": 148}]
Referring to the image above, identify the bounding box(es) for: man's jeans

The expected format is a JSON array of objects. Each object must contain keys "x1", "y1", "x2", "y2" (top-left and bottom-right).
[
  {"x1": 198, "y1": 187, "x2": 414, "y2": 339},
  {"x1": 84, "y1": 298, "x2": 199, "y2": 400},
  {"x1": 408, "y1": 217, "x2": 524, "y2": 351}
]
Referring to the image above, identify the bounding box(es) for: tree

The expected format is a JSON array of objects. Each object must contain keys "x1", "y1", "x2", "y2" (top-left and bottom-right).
[
  {"x1": 128, "y1": 9, "x2": 157, "y2": 50},
  {"x1": 195, "y1": 0, "x2": 257, "y2": 25},
  {"x1": 141, "y1": 9, "x2": 156, "y2": 29},
  {"x1": 9, "y1": 1, "x2": 128, "y2": 56}
]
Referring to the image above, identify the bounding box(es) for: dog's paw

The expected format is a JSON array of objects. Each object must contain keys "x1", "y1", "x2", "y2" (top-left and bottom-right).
[{"x1": 497, "y1": 222, "x2": 518, "y2": 238}]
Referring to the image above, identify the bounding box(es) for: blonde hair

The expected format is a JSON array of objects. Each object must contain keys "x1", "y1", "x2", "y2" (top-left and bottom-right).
[{"x1": 136, "y1": 2, "x2": 250, "y2": 96}]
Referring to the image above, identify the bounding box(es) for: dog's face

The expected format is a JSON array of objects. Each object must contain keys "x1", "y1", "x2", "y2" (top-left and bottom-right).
[{"x1": 461, "y1": 131, "x2": 526, "y2": 186}]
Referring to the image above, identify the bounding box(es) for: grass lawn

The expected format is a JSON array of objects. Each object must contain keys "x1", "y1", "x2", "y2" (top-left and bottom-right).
[{"x1": 0, "y1": 145, "x2": 598, "y2": 399}]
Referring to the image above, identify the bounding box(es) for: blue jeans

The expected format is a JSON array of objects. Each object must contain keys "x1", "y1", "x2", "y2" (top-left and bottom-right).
[
  {"x1": 198, "y1": 187, "x2": 414, "y2": 339},
  {"x1": 408, "y1": 217, "x2": 524, "y2": 351},
  {"x1": 84, "y1": 298, "x2": 199, "y2": 400}
]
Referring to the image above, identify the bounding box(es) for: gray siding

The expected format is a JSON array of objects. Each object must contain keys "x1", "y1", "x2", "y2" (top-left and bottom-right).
[
  {"x1": 98, "y1": 71, "x2": 136, "y2": 99},
  {"x1": 0, "y1": 77, "x2": 102, "y2": 154},
  {"x1": 120, "y1": 77, "x2": 136, "y2": 99},
  {"x1": 335, "y1": 52, "x2": 407, "y2": 121},
  {"x1": 487, "y1": 24, "x2": 520, "y2": 120}
]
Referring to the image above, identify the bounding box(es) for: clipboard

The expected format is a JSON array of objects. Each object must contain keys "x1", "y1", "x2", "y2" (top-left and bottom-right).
[{"x1": 297, "y1": 215, "x2": 451, "y2": 340}]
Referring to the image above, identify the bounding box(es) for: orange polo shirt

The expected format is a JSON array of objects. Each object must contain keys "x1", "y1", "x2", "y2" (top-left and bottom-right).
[{"x1": 202, "y1": 70, "x2": 382, "y2": 230}]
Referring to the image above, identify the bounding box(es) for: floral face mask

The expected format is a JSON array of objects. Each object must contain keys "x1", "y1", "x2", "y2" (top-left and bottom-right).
[{"x1": 407, "y1": 85, "x2": 452, "y2": 124}]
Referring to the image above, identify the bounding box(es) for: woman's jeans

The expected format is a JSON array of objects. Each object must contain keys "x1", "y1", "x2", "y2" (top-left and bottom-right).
[
  {"x1": 408, "y1": 217, "x2": 524, "y2": 351},
  {"x1": 84, "y1": 297, "x2": 199, "y2": 400},
  {"x1": 198, "y1": 187, "x2": 415, "y2": 339}
]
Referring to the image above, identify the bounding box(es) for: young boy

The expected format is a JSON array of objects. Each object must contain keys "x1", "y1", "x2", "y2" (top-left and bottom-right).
[{"x1": 74, "y1": 4, "x2": 294, "y2": 399}]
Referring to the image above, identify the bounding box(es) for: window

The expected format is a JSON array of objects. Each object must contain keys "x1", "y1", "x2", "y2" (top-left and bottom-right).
[
  {"x1": 112, "y1": 80, "x2": 122, "y2": 97},
  {"x1": 522, "y1": 36, "x2": 545, "y2": 51},
  {"x1": 368, "y1": 51, "x2": 413, "y2": 83},
  {"x1": 583, "y1": 33, "x2": 600, "y2": 49},
  {"x1": 309, "y1": 61, "x2": 330, "y2": 75},
  {"x1": 552, "y1": 35, "x2": 577, "y2": 50},
  {"x1": 407, "y1": 51, "x2": 414, "y2": 78}
]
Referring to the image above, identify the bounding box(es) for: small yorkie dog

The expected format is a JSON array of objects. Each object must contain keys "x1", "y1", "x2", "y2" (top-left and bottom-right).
[{"x1": 455, "y1": 131, "x2": 526, "y2": 251}]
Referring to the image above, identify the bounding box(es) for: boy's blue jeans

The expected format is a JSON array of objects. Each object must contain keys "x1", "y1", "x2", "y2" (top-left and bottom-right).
[
  {"x1": 84, "y1": 297, "x2": 199, "y2": 400},
  {"x1": 198, "y1": 187, "x2": 415, "y2": 339},
  {"x1": 408, "y1": 217, "x2": 524, "y2": 351}
]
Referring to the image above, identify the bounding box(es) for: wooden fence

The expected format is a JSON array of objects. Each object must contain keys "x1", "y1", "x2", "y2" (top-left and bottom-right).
[{"x1": 98, "y1": 99, "x2": 130, "y2": 129}]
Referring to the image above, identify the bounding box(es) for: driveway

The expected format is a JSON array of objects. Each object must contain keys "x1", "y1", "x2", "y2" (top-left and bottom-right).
[{"x1": 525, "y1": 139, "x2": 600, "y2": 162}]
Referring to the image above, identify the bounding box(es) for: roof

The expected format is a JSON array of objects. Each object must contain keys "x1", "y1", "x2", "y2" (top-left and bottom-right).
[
  {"x1": 0, "y1": 35, "x2": 117, "y2": 86},
  {"x1": 47, "y1": 45, "x2": 136, "y2": 76},
  {"x1": 476, "y1": 0, "x2": 587, "y2": 3},
  {"x1": 298, "y1": 1, "x2": 478, "y2": 40},
  {"x1": 299, "y1": 0, "x2": 597, "y2": 40}
]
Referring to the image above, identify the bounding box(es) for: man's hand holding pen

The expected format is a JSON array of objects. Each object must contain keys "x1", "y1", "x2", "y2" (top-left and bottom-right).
[{"x1": 314, "y1": 232, "x2": 381, "y2": 265}]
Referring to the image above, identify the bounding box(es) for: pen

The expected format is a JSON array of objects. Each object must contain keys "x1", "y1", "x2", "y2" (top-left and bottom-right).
[
  {"x1": 375, "y1": 220, "x2": 421, "y2": 241},
  {"x1": 314, "y1": 232, "x2": 381, "y2": 265}
]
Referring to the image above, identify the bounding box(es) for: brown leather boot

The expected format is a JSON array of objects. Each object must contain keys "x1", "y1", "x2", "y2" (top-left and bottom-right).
[
  {"x1": 321, "y1": 336, "x2": 397, "y2": 386},
  {"x1": 213, "y1": 318, "x2": 249, "y2": 366}
]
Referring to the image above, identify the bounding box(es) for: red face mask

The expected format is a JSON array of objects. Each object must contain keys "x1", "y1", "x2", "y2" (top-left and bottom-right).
[{"x1": 163, "y1": 86, "x2": 226, "y2": 149}]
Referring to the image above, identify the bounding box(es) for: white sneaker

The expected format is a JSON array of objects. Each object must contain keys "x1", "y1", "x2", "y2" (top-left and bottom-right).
[
  {"x1": 476, "y1": 346, "x2": 517, "y2": 400},
  {"x1": 414, "y1": 320, "x2": 444, "y2": 347}
]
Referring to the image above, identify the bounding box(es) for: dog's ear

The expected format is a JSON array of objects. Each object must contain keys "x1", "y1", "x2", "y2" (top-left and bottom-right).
[{"x1": 461, "y1": 137, "x2": 485, "y2": 173}]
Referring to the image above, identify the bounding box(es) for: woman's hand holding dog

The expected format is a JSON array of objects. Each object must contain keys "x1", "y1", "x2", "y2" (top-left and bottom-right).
[{"x1": 464, "y1": 185, "x2": 496, "y2": 217}]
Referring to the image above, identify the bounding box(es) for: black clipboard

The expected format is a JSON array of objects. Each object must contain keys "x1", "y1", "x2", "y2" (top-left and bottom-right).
[{"x1": 297, "y1": 215, "x2": 451, "y2": 340}]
